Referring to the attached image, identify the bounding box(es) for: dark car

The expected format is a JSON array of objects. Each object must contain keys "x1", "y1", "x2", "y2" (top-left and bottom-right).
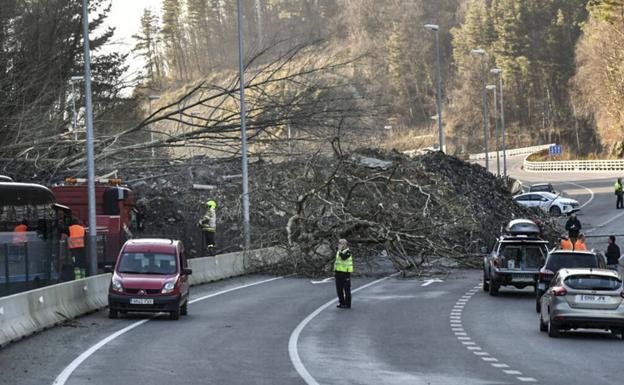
[
  {"x1": 107, "y1": 238, "x2": 192, "y2": 320},
  {"x1": 483, "y1": 219, "x2": 549, "y2": 296},
  {"x1": 529, "y1": 183, "x2": 557, "y2": 194},
  {"x1": 535, "y1": 250, "x2": 607, "y2": 312}
]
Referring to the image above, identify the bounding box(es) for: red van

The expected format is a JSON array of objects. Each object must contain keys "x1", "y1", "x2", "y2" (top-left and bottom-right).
[{"x1": 107, "y1": 238, "x2": 191, "y2": 320}]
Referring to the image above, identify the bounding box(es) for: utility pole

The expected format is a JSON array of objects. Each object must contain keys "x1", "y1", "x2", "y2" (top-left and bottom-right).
[
  {"x1": 237, "y1": 0, "x2": 251, "y2": 249},
  {"x1": 471, "y1": 48, "x2": 489, "y2": 172},
  {"x1": 424, "y1": 24, "x2": 444, "y2": 152},
  {"x1": 81, "y1": 0, "x2": 97, "y2": 276},
  {"x1": 486, "y1": 84, "x2": 500, "y2": 176},
  {"x1": 491, "y1": 68, "x2": 507, "y2": 177}
]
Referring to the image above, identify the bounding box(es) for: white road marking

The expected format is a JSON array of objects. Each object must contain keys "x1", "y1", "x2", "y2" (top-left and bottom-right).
[
  {"x1": 473, "y1": 352, "x2": 489, "y2": 356},
  {"x1": 467, "y1": 346, "x2": 481, "y2": 350},
  {"x1": 482, "y1": 357, "x2": 498, "y2": 362},
  {"x1": 421, "y1": 278, "x2": 444, "y2": 286},
  {"x1": 586, "y1": 210, "x2": 624, "y2": 234},
  {"x1": 457, "y1": 337, "x2": 471, "y2": 341},
  {"x1": 310, "y1": 277, "x2": 334, "y2": 284},
  {"x1": 288, "y1": 274, "x2": 398, "y2": 385},
  {"x1": 504, "y1": 370, "x2": 522, "y2": 375},
  {"x1": 517, "y1": 377, "x2": 538, "y2": 382},
  {"x1": 562, "y1": 181, "x2": 594, "y2": 209},
  {"x1": 52, "y1": 276, "x2": 284, "y2": 385},
  {"x1": 454, "y1": 332, "x2": 467, "y2": 336},
  {"x1": 461, "y1": 341, "x2": 476, "y2": 345},
  {"x1": 491, "y1": 363, "x2": 510, "y2": 368}
]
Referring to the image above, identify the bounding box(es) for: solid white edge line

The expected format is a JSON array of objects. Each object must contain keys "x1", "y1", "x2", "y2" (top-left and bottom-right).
[
  {"x1": 52, "y1": 276, "x2": 284, "y2": 385},
  {"x1": 288, "y1": 274, "x2": 398, "y2": 385},
  {"x1": 563, "y1": 181, "x2": 594, "y2": 209}
]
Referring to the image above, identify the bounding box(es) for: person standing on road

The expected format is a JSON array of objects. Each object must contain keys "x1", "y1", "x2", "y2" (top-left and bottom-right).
[
  {"x1": 66, "y1": 218, "x2": 86, "y2": 280},
  {"x1": 574, "y1": 233, "x2": 587, "y2": 251},
  {"x1": 199, "y1": 200, "x2": 217, "y2": 256},
  {"x1": 565, "y1": 213, "x2": 582, "y2": 245},
  {"x1": 616, "y1": 179, "x2": 624, "y2": 209},
  {"x1": 605, "y1": 235, "x2": 620, "y2": 270},
  {"x1": 334, "y1": 238, "x2": 353, "y2": 309}
]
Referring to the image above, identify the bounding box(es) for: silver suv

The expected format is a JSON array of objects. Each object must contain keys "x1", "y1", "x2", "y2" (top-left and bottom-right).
[{"x1": 539, "y1": 268, "x2": 624, "y2": 338}]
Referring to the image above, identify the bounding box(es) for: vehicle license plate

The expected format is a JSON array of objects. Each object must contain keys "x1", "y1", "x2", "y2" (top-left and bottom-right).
[
  {"x1": 512, "y1": 274, "x2": 533, "y2": 282},
  {"x1": 579, "y1": 295, "x2": 606, "y2": 303},
  {"x1": 130, "y1": 298, "x2": 154, "y2": 305}
]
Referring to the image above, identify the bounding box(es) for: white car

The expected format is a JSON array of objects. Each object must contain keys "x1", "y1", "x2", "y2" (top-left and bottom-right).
[{"x1": 513, "y1": 192, "x2": 580, "y2": 216}]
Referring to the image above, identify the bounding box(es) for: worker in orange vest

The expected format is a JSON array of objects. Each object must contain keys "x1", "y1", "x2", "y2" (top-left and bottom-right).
[
  {"x1": 560, "y1": 235, "x2": 573, "y2": 250},
  {"x1": 574, "y1": 234, "x2": 588, "y2": 251},
  {"x1": 66, "y1": 219, "x2": 86, "y2": 279},
  {"x1": 12, "y1": 219, "x2": 28, "y2": 244}
]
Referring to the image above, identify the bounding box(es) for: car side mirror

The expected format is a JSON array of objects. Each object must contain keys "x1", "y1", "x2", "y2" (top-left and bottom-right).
[
  {"x1": 183, "y1": 268, "x2": 193, "y2": 275},
  {"x1": 104, "y1": 265, "x2": 113, "y2": 273}
]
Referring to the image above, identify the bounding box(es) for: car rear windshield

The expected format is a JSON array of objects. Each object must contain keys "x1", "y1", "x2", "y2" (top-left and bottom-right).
[
  {"x1": 118, "y1": 252, "x2": 177, "y2": 275},
  {"x1": 499, "y1": 244, "x2": 546, "y2": 269},
  {"x1": 546, "y1": 253, "x2": 598, "y2": 271},
  {"x1": 564, "y1": 275, "x2": 622, "y2": 291}
]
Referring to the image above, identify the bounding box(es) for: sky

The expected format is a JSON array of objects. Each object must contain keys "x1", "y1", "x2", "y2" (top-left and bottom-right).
[{"x1": 104, "y1": 0, "x2": 163, "y2": 78}]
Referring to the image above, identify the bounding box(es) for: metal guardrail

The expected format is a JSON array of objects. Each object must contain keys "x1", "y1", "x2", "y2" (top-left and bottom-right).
[
  {"x1": 469, "y1": 144, "x2": 555, "y2": 160},
  {"x1": 524, "y1": 157, "x2": 624, "y2": 172}
]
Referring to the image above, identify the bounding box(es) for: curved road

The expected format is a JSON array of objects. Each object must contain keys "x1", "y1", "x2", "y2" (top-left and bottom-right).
[{"x1": 1, "y1": 154, "x2": 623, "y2": 385}]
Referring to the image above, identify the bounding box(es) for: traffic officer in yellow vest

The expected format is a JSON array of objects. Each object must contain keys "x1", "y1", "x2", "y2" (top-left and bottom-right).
[
  {"x1": 615, "y1": 178, "x2": 623, "y2": 209},
  {"x1": 199, "y1": 200, "x2": 217, "y2": 256},
  {"x1": 67, "y1": 219, "x2": 86, "y2": 279},
  {"x1": 334, "y1": 238, "x2": 353, "y2": 309}
]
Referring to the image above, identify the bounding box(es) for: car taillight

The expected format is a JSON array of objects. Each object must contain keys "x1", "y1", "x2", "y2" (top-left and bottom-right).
[
  {"x1": 539, "y1": 269, "x2": 554, "y2": 280},
  {"x1": 553, "y1": 286, "x2": 567, "y2": 296}
]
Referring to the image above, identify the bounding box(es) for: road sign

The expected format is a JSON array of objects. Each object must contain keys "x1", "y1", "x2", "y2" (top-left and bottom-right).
[{"x1": 549, "y1": 145, "x2": 562, "y2": 155}]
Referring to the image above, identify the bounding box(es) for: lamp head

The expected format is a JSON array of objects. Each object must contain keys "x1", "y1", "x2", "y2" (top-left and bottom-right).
[
  {"x1": 424, "y1": 24, "x2": 439, "y2": 31},
  {"x1": 470, "y1": 48, "x2": 485, "y2": 56}
]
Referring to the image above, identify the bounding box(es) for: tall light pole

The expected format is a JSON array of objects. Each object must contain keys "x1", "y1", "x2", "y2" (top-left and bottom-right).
[
  {"x1": 148, "y1": 95, "x2": 160, "y2": 158},
  {"x1": 471, "y1": 48, "x2": 489, "y2": 172},
  {"x1": 486, "y1": 84, "x2": 500, "y2": 176},
  {"x1": 424, "y1": 23, "x2": 444, "y2": 153},
  {"x1": 70, "y1": 75, "x2": 84, "y2": 141},
  {"x1": 491, "y1": 68, "x2": 506, "y2": 177},
  {"x1": 81, "y1": 0, "x2": 97, "y2": 276},
  {"x1": 237, "y1": 0, "x2": 251, "y2": 249}
]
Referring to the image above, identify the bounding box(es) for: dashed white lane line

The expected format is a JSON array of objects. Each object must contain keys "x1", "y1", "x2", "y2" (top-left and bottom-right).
[
  {"x1": 450, "y1": 282, "x2": 540, "y2": 384},
  {"x1": 53, "y1": 276, "x2": 285, "y2": 385}
]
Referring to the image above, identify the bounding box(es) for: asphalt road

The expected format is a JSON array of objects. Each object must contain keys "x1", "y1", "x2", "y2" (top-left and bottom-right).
[{"x1": 2, "y1": 154, "x2": 624, "y2": 385}]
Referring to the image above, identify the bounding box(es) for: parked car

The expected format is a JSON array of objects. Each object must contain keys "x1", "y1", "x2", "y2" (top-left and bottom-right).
[
  {"x1": 513, "y1": 191, "x2": 580, "y2": 216},
  {"x1": 483, "y1": 219, "x2": 549, "y2": 296},
  {"x1": 107, "y1": 238, "x2": 192, "y2": 320},
  {"x1": 535, "y1": 250, "x2": 607, "y2": 312},
  {"x1": 529, "y1": 183, "x2": 557, "y2": 194},
  {"x1": 539, "y1": 268, "x2": 624, "y2": 338}
]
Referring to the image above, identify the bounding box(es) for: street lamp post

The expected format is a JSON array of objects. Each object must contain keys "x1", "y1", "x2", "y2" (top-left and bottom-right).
[
  {"x1": 148, "y1": 95, "x2": 160, "y2": 158},
  {"x1": 70, "y1": 76, "x2": 84, "y2": 140},
  {"x1": 486, "y1": 84, "x2": 500, "y2": 176},
  {"x1": 490, "y1": 68, "x2": 506, "y2": 177},
  {"x1": 81, "y1": 0, "x2": 97, "y2": 276},
  {"x1": 471, "y1": 48, "x2": 489, "y2": 172},
  {"x1": 424, "y1": 23, "x2": 444, "y2": 153},
  {"x1": 237, "y1": 0, "x2": 251, "y2": 249}
]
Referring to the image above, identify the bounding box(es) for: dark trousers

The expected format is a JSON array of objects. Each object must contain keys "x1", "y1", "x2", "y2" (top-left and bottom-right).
[
  {"x1": 203, "y1": 231, "x2": 215, "y2": 255},
  {"x1": 335, "y1": 271, "x2": 351, "y2": 307},
  {"x1": 617, "y1": 194, "x2": 623, "y2": 209}
]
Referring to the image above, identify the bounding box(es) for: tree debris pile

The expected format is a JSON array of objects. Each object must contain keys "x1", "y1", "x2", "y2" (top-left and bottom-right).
[{"x1": 43, "y1": 150, "x2": 558, "y2": 277}]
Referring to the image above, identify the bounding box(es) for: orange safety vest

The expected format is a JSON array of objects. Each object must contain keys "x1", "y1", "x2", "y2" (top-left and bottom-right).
[
  {"x1": 68, "y1": 224, "x2": 85, "y2": 249},
  {"x1": 574, "y1": 241, "x2": 587, "y2": 251},
  {"x1": 560, "y1": 239, "x2": 573, "y2": 250},
  {"x1": 12, "y1": 224, "x2": 27, "y2": 244}
]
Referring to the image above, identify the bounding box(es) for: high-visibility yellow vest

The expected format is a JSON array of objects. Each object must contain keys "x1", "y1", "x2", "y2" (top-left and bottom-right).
[
  {"x1": 68, "y1": 225, "x2": 85, "y2": 249},
  {"x1": 616, "y1": 182, "x2": 623, "y2": 193},
  {"x1": 334, "y1": 248, "x2": 353, "y2": 273}
]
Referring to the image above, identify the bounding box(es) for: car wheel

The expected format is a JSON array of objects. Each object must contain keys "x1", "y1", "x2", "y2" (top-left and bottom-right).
[
  {"x1": 548, "y1": 319, "x2": 560, "y2": 338},
  {"x1": 108, "y1": 308, "x2": 118, "y2": 319},
  {"x1": 180, "y1": 301, "x2": 188, "y2": 316},
  {"x1": 535, "y1": 290, "x2": 542, "y2": 313},
  {"x1": 539, "y1": 313, "x2": 548, "y2": 332},
  {"x1": 170, "y1": 309, "x2": 180, "y2": 320},
  {"x1": 489, "y1": 281, "x2": 499, "y2": 297},
  {"x1": 483, "y1": 271, "x2": 490, "y2": 291},
  {"x1": 549, "y1": 206, "x2": 561, "y2": 217}
]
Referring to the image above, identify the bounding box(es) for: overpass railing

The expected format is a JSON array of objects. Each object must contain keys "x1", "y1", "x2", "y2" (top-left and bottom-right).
[
  {"x1": 469, "y1": 144, "x2": 555, "y2": 160},
  {"x1": 524, "y1": 155, "x2": 624, "y2": 172}
]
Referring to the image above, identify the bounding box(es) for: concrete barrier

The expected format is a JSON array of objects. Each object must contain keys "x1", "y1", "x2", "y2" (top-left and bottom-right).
[
  {"x1": 0, "y1": 274, "x2": 110, "y2": 347},
  {"x1": 469, "y1": 144, "x2": 554, "y2": 160},
  {"x1": 523, "y1": 156, "x2": 624, "y2": 172},
  {"x1": 0, "y1": 246, "x2": 287, "y2": 347}
]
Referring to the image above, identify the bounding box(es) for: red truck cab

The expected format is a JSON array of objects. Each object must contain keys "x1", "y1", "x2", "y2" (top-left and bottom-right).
[
  {"x1": 51, "y1": 178, "x2": 139, "y2": 266},
  {"x1": 107, "y1": 238, "x2": 191, "y2": 320}
]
